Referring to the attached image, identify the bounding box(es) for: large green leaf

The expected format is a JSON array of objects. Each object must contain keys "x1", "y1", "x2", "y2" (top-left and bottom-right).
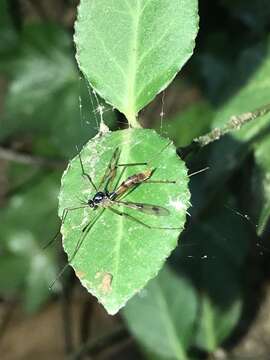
[
  {"x1": 205, "y1": 40, "x2": 270, "y2": 187},
  {"x1": 123, "y1": 266, "x2": 198, "y2": 360},
  {"x1": 59, "y1": 128, "x2": 190, "y2": 314},
  {"x1": 213, "y1": 39, "x2": 270, "y2": 134},
  {"x1": 1, "y1": 23, "x2": 115, "y2": 157},
  {"x1": 174, "y1": 209, "x2": 249, "y2": 352},
  {"x1": 75, "y1": 0, "x2": 199, "y2": 125},
  {"x1": 0, "y1": 171, "x2": 59, "y2": 312}
]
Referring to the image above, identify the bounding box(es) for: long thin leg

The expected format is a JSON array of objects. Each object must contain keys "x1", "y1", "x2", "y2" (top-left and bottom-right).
[
  {"x1": 77, "y1": 149, "x2": 97, "y2": 191},
  {"x1": 99, "y1": 148, "x2": 121, "y2": 191},
  {"x1": 112, "y1": 165, "x2": 126, "y2": 192},
  {"x1": 43, "y1": 205, "x2": 87, "y2": 249},
  {"x1": 118, "y1": 162, "x2": 147, "y2": 167},
  {"x1": 49, "y1": 209, "x2": 105, "y2": 290},
  {"x1": 145, "y1": 179, "x2": 176, "y2": 184},
  {"x1": 108, "y1": 206, "x2": 180, "y2": 230},
  {"x1": 69, "y1": 208, "x2": 105, "y2": 263}
]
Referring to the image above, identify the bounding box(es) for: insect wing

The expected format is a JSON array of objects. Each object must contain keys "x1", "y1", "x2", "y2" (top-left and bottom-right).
[
  {"x1": 115, "y1": 200, "x2": 170, "y2": 216},
  {"x1": 98, "y1": 147, "x2": 121, "y2": 191}
]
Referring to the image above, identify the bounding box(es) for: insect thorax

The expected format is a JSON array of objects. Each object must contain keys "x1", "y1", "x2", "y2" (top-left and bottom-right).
[{"x1": 89, "y1": 191, "x2": 111, "y2": 208}]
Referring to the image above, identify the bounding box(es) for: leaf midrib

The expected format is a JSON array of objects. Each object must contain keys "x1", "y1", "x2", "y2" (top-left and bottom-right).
[
  {"x1": 112, "y1": 130, "x2": 132, "y2": 291},
  {"x1": 125, "y1": 1, "x2": 141, "y2": 117},
  {"x1": 155, "y1": 281, "x2": 188, "y2": 360}
]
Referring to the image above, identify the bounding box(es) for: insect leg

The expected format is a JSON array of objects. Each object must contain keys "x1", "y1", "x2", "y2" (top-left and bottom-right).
[
  {"x1": 43, "y1": 205, "x2": 87, "y2": 249},
  {"x1": 144, "y1": 179, "x2": 176, "y2": 184},
  {"x1": 112, "y1": 165, "x2": 127, "y2": 192},
  {"x1": 77, "y1": 148, "x2": 97, "y2": 191},
  {"x1": 141, "y1": 168, "x2": 176, "y2": 184},
  {"x1": 108, "y1": 206, "x2": 180, "y2": 230},
  {"x1": 49, "y1": 209, "x2": 105, "y2": 290},
  {"x1": 118, "y1": 161, "x2": 147, "y2": 167},
  {"x1": 99, "y1": 147, "x2": 121, "y2": 191},
  {"x1": 68, "y1": 208, "x2": 105, "y2": 264}
]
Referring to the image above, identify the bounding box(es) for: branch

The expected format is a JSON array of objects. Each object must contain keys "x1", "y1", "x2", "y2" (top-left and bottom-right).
[
  {"x1": 195, "y1": 103, "x2": 270, "y2": 147},
  {"x1": 0, "y1": 147, "x2": 66, "y2": 169},
  {"x1": 177, "y1": 103, "x2": 270, "y2": 159}
]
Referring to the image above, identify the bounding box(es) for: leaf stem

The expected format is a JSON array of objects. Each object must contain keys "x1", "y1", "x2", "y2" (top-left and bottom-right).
[
  {"x1": 177, "y1": 103, "x2": 270, "y2": 159},
  {"x1": 126, "y1": 111, "x2": 142, "y2": 128}
]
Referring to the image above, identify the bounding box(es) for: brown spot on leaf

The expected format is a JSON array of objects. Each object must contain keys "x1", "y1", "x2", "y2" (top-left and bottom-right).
[
  {"x1": 97, "y1": 272, "x2": 113, "y2": 294},
  {"x1": 75, "y1": 270, "x2": 86, "y2": 279}
]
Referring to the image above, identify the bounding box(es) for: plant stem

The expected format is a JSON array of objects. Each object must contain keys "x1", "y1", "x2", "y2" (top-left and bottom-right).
[
  {"x1": 194, "y1": 103, "x2": 270, "y2": 147},
  {"x1": 177, "y1": 103, "x2": 270, "y2": 159},
  {"x1": 126, "y1": 111, "x2": 142, "y2": 128}
]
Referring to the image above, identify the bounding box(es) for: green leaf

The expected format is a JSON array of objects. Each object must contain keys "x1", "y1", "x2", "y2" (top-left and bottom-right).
[
  {"x1": 213, "y1": 40, "x2": 270, "y2": 138},
  {"x1": 206, "y1": 40, "x2": 270, "y2": 185},
  {"x1": 123, "y1": 266, "x2": 197, "y2": 360},
  {"x1": 2, "y1": 23, "x2": 116, "y2": 157},
  {"x1": 75, "y1": 0, "x2": 199, "y2": 125},
  {"x1": 195, "y1": 295, "x2": 241, "y2": 352},
  {"x1": 252, "y1": 137, "x2": 270, "y2": 235},
  {"x1": 0, "y1": 171, "x2": 59, "y2": 312},
  {"x1": 175, "y1": 209, "x2": 248, "y2": 352},
  {"x1": 59, "y1": 128, "x2": 190, "y2": 314}
]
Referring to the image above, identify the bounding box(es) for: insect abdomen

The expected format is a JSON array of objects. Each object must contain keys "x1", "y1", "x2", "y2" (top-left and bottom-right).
[{"x1": 113, "y1": 169, "x2": 153, "y2": 197}]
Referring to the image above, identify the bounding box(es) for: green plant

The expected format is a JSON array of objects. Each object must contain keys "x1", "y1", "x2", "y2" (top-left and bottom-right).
[
  {"x1": 59, "y1": 0, "x2": 198, "y2": 314},
  {"x1": 1, "y1": 0, "x2": 270, "y2": 359}
]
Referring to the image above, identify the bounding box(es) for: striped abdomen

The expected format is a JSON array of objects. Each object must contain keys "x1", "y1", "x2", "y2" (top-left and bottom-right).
[{"x1": 113, "y1": 169, "x2": 153, "y2": 198}]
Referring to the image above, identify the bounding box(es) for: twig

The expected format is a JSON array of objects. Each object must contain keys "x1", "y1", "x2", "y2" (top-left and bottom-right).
[
  {"x1": 194, "y1": 103, "x2": 270, "y2": 147},
  {"x1": 0, "y1": 147, "x2": 66, "y2": 169},
  {"x1": 69, "y1": 326, "x2": 129, "y2": 360},
  {"x1": 177, "y1": 103, "x2": 270, "y2": 159}
]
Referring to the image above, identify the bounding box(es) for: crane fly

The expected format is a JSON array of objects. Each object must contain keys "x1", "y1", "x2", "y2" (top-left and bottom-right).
[{"x1": 49, "y1": 146, "x2": 178, "y2": 287}]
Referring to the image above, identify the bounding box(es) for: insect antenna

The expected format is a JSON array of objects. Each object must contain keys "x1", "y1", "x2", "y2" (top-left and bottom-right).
[{"x1": 76, "y1": 145, "x2": 98, "y2": 191}]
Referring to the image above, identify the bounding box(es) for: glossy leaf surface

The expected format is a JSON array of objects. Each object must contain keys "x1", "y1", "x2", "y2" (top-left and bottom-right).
[
  {"x1": 75, "y1": 0, "x2": 199, "y2": 124},
  {"x1": 59, "y1": 128, "x2": 190, "y2": 314}
]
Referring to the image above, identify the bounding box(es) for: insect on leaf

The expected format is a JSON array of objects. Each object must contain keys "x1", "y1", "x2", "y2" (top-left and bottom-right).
[{"x1": 59, "y1": 129, "x2": 190, "y2": 314}]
